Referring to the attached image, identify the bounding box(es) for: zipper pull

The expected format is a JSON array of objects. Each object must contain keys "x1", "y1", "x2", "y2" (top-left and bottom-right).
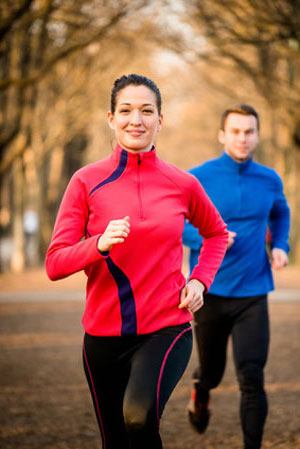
[{"x1": 138, "y1": 154, "x2": 141, "y2": 165}]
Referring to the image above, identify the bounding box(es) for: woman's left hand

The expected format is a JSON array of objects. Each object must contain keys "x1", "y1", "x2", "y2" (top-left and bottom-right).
[{"x1": 178, "y1": 279, "x2": 205, "y2": 313}]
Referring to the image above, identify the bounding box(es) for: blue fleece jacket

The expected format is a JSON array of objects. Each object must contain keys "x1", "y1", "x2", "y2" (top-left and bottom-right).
[{"x1": 182, "y1": 152, "x2": 290, "y2": 297}]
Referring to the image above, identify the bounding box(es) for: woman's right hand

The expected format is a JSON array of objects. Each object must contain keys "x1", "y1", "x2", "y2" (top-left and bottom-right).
[{"x1": 97, "y1": 216, "x2": 130, "y2": 253}]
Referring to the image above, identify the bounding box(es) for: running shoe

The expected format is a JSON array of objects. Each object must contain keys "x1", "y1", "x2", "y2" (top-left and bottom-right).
[{"x1": 187, "y1": 387, "x2": 210, "y2": 434}]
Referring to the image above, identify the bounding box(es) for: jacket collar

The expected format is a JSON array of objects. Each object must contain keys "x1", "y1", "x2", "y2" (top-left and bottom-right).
[
  {"x1": 221, "y1": 151, "x2": 253, "y2": 173},
  {"x1": 111, "y1": 143, "x2": 157, "y2": 167}
]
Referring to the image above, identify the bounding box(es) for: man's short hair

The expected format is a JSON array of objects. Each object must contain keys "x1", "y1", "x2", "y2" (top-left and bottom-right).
[{"x1": 221, "y1": 104, "x2": 260, "y2": 131}]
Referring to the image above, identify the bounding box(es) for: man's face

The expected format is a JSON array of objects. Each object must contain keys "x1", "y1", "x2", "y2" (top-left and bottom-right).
[{"x1": 218, "y1": 113, "x2": 259, "y2": 162}]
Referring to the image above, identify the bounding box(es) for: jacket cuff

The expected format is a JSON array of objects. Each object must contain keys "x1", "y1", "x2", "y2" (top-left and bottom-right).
[
  {"x1": 188, "y1": 277, "x2": 208, "y2": 294},
  {"x1": 96, "y1": 236, "x2": 110, "y2": 258}
]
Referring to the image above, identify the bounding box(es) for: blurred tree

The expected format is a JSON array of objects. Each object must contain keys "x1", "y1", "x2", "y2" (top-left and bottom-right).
[
  {"x1": 0, "y1": 0, "x2": 153, "y2": 271},
  {"x1": 0, "y1": 0, "x2": 150, "y2": 166},
  {"x1": 187, "y1": 0, "x2": 300, "y2": 109},
  {"x1": 182, "y1": 0, "x2": 300, "y2": 261}
]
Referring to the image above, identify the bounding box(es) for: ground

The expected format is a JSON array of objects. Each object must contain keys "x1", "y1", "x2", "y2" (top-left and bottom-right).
[{"x1": 0, "y1": 267, "x2": 299, "y2": 449}]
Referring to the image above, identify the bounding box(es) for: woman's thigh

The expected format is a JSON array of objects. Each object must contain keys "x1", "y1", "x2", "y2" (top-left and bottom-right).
[
  {"x1": 83, "y1": 334, "x2": 133, "y2": 448},
  {"x1": 124, "y1": 323, "x2": 193, "y2": 424}
]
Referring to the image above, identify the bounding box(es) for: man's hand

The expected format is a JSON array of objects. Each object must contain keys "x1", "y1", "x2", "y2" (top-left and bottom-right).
[
  {"x1": 271, "y1": 248, "x2": 288, "y2": 270},
  {"x1": 179, "y1": 279, "x2": 205, "y2": 313},
  {"x1": 97, "y1": 216, "x2": 130, "y2": 253}
]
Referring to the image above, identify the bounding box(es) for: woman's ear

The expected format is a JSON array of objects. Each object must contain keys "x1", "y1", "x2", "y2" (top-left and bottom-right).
[
  {"x1": 107, "y1": 111, "x2": 114, "y2": 130},
  {"x1": 157, "y1": 114, "x2": 163, "y2": 131}
]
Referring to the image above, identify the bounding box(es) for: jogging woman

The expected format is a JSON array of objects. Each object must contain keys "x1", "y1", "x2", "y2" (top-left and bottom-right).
[{"x1": 46, "y1": 73, "x2": 228, "y2": 449}]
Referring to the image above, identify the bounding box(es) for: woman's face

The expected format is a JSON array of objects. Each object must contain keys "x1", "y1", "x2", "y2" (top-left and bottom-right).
[{"x1": 108, "y1": 84, "x2": 163, "y2": 152}]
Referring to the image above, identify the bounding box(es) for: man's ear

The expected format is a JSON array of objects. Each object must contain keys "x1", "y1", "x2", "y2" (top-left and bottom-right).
[
  {"x1": 218, "y1": 129, "x2": 225, "y2": 145},
  {"x1": 107, "y1": 111, "x2": 114, "y2": 130}
]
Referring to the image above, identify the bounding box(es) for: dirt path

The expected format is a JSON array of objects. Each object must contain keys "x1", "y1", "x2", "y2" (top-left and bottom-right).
[{"x1": 0, "y1": 267, "x2": 299, "y2": 448}]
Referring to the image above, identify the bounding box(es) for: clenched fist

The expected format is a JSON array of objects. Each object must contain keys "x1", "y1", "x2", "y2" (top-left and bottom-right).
[{"x1": 97, "y1": 216, "x2": 130, "y2": 253}]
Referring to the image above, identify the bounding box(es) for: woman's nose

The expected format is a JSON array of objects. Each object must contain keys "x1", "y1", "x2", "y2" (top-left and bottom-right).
[{"x1": 130, "y1": 110, "x2": 142, "y2": 125}]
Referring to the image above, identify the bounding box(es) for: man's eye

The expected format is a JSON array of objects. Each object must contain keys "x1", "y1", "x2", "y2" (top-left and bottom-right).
[
  {"x1": 143, "y1": 109, "x2": 153, "y2": 114},
  {"x1": 119, "y1": 109, "x2": 130, "y2": 113}
]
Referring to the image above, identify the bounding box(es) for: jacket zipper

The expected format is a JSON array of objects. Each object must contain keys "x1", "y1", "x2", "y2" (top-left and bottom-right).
[
  {"x1": 238, "y1": 165, "x2": 243, "y2": 215},
  {"x1": 137, "y1": 155, "x2": 144, "y2": 219}
]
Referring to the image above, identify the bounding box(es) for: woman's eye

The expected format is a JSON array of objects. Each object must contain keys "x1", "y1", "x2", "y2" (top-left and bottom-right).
[{"x1": 118, "y1": 107, "x2": 130, "y2": 113}]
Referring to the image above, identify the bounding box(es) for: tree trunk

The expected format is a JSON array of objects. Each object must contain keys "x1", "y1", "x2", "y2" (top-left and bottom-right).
[{"x1": 10, "y1": 156, "x2": 25, "y2": 272}]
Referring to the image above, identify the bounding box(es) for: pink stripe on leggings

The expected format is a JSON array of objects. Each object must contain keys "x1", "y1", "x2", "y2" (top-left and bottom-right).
[
  {"x1": 156, "y1": 326, "x2": 192, "y2": 427},
  {"x1": 83, "y1": 340, "x2": 106, "y2": 449}
]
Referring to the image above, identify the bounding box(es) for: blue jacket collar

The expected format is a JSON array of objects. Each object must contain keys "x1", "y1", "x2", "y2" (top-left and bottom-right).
[{"x1": 221, "y1": 151, "x2": 253, "y2": 173}]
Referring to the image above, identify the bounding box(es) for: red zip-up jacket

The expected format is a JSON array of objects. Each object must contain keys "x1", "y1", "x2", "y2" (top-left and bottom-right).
[{"x1": 46, "y1": 145, "x2": 228, "y2": 336}]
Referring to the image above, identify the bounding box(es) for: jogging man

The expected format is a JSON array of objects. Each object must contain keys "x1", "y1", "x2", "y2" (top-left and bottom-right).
[{"x1": 183, "y1": 104, "x2": 290, "y2": 449}]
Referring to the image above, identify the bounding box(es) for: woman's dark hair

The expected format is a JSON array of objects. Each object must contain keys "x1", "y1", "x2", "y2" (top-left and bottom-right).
[
  {"x1": 110, "y1": 74, "x2": 162, "y2": 114},
  {"x1": 221, "y1": 104, "x2": 260, "y2": 131}
]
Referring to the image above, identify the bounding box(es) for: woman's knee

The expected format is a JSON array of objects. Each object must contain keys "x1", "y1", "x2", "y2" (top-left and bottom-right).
[{"x1": 123, "y1": 401, "x2": 156, "y2": 434}]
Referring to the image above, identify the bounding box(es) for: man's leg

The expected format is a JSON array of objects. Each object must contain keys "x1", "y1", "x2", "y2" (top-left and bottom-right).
[
  {"x1": 232, "y1": 295, "x2": 269, "y2": 449},
  {"x1": 189, "y1": 294, "x2": 232, "y2": 433}
]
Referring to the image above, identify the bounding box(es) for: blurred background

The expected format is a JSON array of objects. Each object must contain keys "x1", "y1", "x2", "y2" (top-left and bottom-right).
[
  {"x1": 1, "y1": 3, "x2": 300, "y2": 448},
  {"x1": 1, "y1": 0, "x2": 300, "y2": 273}
]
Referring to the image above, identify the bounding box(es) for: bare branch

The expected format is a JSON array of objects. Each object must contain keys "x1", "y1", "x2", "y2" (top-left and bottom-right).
[
  {"x1": 0, "y1": 8, "x2": 127, "y2": 92},
  {"x1": 0, "y1": 0, "x2": 35, "y2": 42}
]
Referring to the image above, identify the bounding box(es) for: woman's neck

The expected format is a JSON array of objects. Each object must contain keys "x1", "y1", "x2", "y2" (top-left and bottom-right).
[{"x1": 123, "y1": 145, "x2": 154, "y2": 153}]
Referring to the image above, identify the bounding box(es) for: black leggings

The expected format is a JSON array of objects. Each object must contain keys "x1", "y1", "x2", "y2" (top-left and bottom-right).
[
  {"x1": 193, "y1": 294, "x2": 269, "y2": 449},
  {"x1": 83, "y1": 322, "x2": 192, "y2": 449}
]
